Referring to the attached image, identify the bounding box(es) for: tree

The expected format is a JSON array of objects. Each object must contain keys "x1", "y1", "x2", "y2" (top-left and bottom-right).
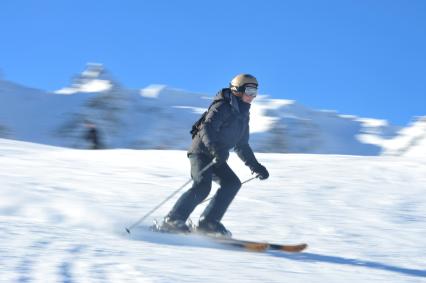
[{"x1": 55, "y1": 85, "x2": 129, "y2": 148}]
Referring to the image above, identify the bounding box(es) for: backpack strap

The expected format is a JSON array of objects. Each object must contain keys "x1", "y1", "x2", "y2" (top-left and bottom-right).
[{"x1": 190, "y1": 89, "x2": 230, "y2": 139}]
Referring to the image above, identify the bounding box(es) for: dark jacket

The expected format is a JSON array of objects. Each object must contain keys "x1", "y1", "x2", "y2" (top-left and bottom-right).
[
  {"x1": 85, "y1": 127, "x2": 102, "y2": 149},
  {"x1": 188, "y1": 88, "x2": 259, "y2": 168}
]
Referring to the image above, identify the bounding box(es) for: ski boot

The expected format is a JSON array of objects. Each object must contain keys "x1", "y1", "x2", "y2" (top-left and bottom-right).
[
  {"x1": 196, "y1": 218, "x2": 232, "y2": 238},
  {"x1": 151, "y1": 217, "x2": 190, "y2": 234}
]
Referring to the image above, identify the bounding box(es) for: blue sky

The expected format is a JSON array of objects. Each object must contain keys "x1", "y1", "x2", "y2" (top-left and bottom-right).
[{"x1": 0, "y1": 0, "x2": 425, "y2": 125}]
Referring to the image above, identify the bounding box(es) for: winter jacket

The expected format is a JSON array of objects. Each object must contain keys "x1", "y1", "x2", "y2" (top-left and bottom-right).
[{"x1": 188, "y1": 88, "x2": 260, "y2": 168}]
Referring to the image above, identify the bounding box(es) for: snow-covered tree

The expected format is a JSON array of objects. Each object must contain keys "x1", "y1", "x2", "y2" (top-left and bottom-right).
[{"x1": 55, "y1": 64, "x2": 130, "y2": 148}]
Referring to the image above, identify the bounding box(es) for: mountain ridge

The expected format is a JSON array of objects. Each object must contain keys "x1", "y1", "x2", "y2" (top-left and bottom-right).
[{"x1": 1, "y1": 63, "x2": 423, "y2": 156}]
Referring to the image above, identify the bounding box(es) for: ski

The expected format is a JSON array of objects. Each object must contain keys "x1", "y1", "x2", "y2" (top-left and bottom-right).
[
  {"x1": 149, "y1": 221, "x2": 307, "y2": 253},
  {"x1": 210, "y1": 237, "x2": 308, "y2": 253}
]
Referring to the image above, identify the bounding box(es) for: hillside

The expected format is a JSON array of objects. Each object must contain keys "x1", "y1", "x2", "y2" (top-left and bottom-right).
[{"x1": 0, "y1": 139, "x2": 425, "y2": 282}]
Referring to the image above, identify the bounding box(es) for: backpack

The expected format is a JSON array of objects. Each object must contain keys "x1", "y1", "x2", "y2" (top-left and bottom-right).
[{"x1": 190, "y1": 98, "x2": 224, "y2": 139}]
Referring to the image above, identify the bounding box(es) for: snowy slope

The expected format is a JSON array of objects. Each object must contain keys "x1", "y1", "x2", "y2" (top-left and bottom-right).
[
  {"x1": 400, "y1": 117, "x2": 426, "y2": 157},
  {"x1": 0, "y1": 139, "x2": 425, "y2": 282},
  {"x1": 0, "y1": 64, "x2": 408, "y2": 155},
  {"x1": 361, "y1": 117, "x2": 426, "y2": 157}
]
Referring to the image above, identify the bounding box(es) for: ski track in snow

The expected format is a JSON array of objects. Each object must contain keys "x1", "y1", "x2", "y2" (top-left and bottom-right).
[{"x1": 0, "y1": 139, "x2": 425, "y2": 282}]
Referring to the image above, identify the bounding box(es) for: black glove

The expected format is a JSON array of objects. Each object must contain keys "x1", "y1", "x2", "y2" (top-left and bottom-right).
[
  {"x1": 211, "y1": 147, "x2": 229, "y2": 165},
  {"x1": 250, "y1": 163, "x2": 269, "y2": 180}
]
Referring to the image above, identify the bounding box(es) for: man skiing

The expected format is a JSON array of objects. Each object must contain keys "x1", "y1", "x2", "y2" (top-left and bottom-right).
[
  {"x1": 83, "y1": 120, "x2": 103, "y2": 149},
  {"x1": 159, "y1": 74, "x2": 269, "y2": 236}
]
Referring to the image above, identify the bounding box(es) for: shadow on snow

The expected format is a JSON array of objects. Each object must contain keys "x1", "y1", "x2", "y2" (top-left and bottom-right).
[
  {"x1": 127, "y1": 227, "x2": 425, "y2": 278},
  {"x1": 271, "y1": 252, "x2": 426, "y2": 278}
]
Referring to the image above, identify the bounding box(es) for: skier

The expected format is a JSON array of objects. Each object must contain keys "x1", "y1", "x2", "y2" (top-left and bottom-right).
[
  {"x1": 159, "y1": 74, "x2": 269, "y2": 236},
  {"x1": 83, "y1": 121, "x2": 103, "y2": 149}
]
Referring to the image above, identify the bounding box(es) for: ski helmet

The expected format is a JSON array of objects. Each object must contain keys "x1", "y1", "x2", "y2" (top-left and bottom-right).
[{"x1": 230, "y1": 74, "x2": 258, "y2": 95}]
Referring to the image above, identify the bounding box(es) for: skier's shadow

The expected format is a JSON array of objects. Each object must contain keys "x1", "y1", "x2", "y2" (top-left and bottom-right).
[
  {"x1": 128, "y1": 227, "x2": 425, "y2": 278},
  {"x1": 270, "y1": 251, "x2": 426, "y2": 278}
]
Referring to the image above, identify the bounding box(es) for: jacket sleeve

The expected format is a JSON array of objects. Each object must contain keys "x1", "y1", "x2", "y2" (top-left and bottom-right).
[
  {"x1": 234, "y1": 123, "x2": 259, "y2": 169},
  {"x1": 199, "y1": 101, "x2": 232, "y2": 152}
]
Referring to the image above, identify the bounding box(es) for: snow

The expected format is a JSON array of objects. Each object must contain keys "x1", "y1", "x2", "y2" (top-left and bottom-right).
[
  {"x1": 361, "y1": 117, "x2": 426, "y2": 157},
  {"x1": 140, "y1": 84, "x2": 167, "y2": 98},
  {"x1": 55, "y1": 79, "x2": 113, "y2": 95},
  {"x1": 0, "y1": 138, "x2": 425, "y2": 282},
  {"x1": 55, "y1": 63, "x2": 113, "y2": 94}
]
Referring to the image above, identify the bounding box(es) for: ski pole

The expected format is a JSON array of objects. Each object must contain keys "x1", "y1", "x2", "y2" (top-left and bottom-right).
[
  {"x1": 125, "y1": 160, "x2": 215, "y2": 234},
  {"x1": 200, "y1": 174, "x2": 259, "y2": 204}
]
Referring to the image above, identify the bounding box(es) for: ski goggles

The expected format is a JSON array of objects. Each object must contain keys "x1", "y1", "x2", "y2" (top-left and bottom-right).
[{"x1": 244, "y1": 86, "x2": 258, "y2": 97}]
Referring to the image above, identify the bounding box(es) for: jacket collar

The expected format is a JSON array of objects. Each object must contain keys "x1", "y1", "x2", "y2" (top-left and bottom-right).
[{"x1": 216, "y1": 88, "x2": 250, "y2": 115}]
